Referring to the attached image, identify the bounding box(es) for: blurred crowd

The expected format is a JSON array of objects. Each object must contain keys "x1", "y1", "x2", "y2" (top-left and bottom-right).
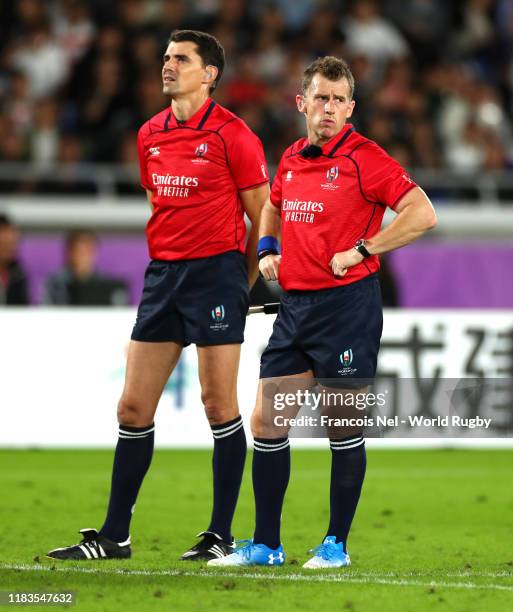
[{"x1": 1, "y1": 0, "x2": 513, "y2": 191}]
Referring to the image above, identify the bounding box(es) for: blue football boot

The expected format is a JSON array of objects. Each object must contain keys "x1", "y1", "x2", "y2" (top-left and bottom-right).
[
  {"x1": 207, "y1": 539, "x2": 285, "y2": 567},
  {"x1": 302, "y1": 536, "x2": 350, "y2": 568}
]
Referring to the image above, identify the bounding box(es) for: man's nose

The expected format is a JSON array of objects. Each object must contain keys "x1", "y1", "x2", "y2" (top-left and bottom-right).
[
  {"x1": 164, "y1": 58, "x2": 177, "y2": 71},
  {"x1": 325, "y1": 99, "x2": 335, "y2": 113}
]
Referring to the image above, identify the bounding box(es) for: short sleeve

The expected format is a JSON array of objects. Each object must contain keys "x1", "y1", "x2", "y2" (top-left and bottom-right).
[
  {"x1": 137, "y1": 125, "x2": 150, "y2": 190},
  {"x1": 222, "y1": 119, "x2": 269, "y2": 191},
  {"x1": 354, "y1": 142, "x2": 417, "y2": 209},
  {"x1": 270, "y1": 155, "x2": 285, "y2": 209}
]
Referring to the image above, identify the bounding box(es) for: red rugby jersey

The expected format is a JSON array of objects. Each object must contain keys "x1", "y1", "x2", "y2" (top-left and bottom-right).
[
  {"x1": 137, "y1": 98, "x2": 268, "y2": 260},
  {"x1": 271, "y1": 124, "x2": 417, "y2": 291}
]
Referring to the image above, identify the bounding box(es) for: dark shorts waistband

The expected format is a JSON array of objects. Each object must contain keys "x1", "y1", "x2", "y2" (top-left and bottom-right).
[
  {"x1": 151, "y1": 249, "x2": 243, "y2": 266},
  {"x1": 284, "y1": 274, "x2": 379, "y2": 301}
]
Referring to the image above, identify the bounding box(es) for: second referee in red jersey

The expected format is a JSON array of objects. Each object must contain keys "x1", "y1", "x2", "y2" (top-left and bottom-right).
[{"x1": 211, "y1": 55, "x2": 436, "y2": 569}]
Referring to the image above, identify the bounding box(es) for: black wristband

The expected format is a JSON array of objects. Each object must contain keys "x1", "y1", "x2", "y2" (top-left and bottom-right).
[{"x1": 257, "y1": 248, "x2": 278, "y2": 261}]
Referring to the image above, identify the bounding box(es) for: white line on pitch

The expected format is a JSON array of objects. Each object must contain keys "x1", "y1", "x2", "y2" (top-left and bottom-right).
[{"x1": 1, "y1": 564, "x2": 513, "y2": 592}]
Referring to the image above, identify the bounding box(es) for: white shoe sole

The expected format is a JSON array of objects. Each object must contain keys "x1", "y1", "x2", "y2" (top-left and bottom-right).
[{"x1": 302, "y1": 558, "x2": 351, "y2": 569}]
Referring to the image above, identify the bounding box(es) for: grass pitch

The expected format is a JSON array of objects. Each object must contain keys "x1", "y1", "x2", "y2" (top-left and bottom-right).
[{"x1": 0, "y1": 448, "x2": 512, "y2": 611}]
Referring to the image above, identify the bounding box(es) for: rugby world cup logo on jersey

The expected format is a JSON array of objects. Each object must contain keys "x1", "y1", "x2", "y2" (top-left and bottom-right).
[
  {"x1": 338, "y1": 348, "x2": 357, "y2": 375},
  {"x1": 327, "y1": 166, "x2": 339, "y2": 182},
  {"x1": 192, "y1": 142, "x2": 210, "y2": 164},
  {"x1": 321, "y1": 165, "x2": 340, "y2": 191},
  {"x1": 195, "y1": 143, "x2": 208, "y2": 157},
  {"x1": 210, "y1": 305, "x2": 229, "y2": 332}
]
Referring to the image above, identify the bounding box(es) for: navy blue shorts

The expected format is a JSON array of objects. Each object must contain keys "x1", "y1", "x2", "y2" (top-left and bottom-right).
[
  {"x1": 260, "y1": 274, "x2": 383, "y2": 381},
  {"x1": 131, "y1": 251, "x2": 249, "y2": 346}
]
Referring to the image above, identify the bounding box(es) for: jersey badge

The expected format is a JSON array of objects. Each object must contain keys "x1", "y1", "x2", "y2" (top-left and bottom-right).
[
  {"x1": 321, "y1": 165, "x2": 340, "y2": 191},
  {"x1": 192, "y1": 142, "x2": 210, "y2": 164}
]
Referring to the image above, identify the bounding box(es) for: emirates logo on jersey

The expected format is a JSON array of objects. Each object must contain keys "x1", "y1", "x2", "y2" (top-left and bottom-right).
[{"x1": 195, "y1": 143, "x2": 208, "y2": 157}]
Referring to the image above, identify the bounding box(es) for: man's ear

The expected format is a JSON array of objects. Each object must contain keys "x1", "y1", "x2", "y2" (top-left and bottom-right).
[
  {"x1": 296, "y1": 94, "x2": 306, "y2": 113},
  {"x1": 203, "y1": 65, "x2": 219, "y2": 87}
]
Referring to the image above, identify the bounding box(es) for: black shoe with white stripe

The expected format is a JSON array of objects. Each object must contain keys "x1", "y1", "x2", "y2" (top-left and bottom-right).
[
  {"x1": 46, "y1": 529, "x2": 131, "y2": 561},
  {"x1": 180, "y1": 531, "x2": 234, "y2": 561}
]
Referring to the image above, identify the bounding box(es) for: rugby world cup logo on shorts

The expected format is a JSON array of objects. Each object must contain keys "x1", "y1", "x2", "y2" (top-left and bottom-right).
[
  {"x1": 340, "y1": 349, "x2": 353, "y2": 366},
  {"x1": 211, "y1": 305, "x2": 225, "y2": 321},
  {"x1": 210, "y1": 305, "x2": 229, "y2": 331},
  {"x1": 338, "y1": 348, "x2": 357, "y2": 375}
]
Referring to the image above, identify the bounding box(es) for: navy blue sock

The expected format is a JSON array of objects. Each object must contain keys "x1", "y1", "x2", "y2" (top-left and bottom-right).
[
  {"x1": 326, "y1": 435, "x2": 366, "y2": 552},
  {"x1": 99, "y1": 423, "x2": 154, "y2": 543},
  {"x1": 253, "y1": 437, "x2": 290, "y2": 549},
  {"x1": 207, "y1": 415, "x2": 247, "y2": 542}
]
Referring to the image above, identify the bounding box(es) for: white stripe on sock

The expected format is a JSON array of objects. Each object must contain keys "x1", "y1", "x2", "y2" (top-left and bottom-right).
[
  {"x1": 212, "y1": 421, "x2": 244, "y2": 439},
  {"x1": 253, "y1": 439, "x2": 289, "y2": 448},
  {"x1": 253, "y1": 438, "x2": 289, "y2": 448},
  {"x1": 118, "y1": 427, "x2": 155, "y2": 437},
  {"x1": 254, "y1": 440, "x2": 289, "y2": 453},
  {"x1": 329, "y1": 436, "x2": 363, "y2": 446},
  {"x1": 330, "y1": 439, "x2": 365, "y2": 450},
  {"x1": 211, "y1": 418, "x2": 242, "y2": 436},
  {"x1": 118, "y1": 434, "x2": 152, "y2": 439}
]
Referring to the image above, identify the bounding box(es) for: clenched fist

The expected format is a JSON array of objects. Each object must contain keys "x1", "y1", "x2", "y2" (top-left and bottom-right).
[
  {"x1": 329, "y1": 249, "x2": 364, "y2": 277},
  {"x1": 259, "y1": 254, "x2": 281, "y2": 281}
]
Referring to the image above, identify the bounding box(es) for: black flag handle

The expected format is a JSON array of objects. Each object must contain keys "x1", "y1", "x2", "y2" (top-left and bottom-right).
[{"x1": 248, "y1": 302, "x2": 280, "y2": 315}]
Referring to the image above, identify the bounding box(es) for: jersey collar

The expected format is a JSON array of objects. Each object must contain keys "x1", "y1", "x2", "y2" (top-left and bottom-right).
[
  {"x1": 302, "y1": 123, "x2": 355, "y2": 157},
  {"x1": 164, "y1": 97, "x2": 216, "y2": 130}
]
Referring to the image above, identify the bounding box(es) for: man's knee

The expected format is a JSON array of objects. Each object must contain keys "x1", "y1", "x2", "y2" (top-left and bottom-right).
[
  {"x1": 251, "y1": 409, "x2": 279, "y2": 438},
  {"x1": 250, "y1": 410, "x2": 263, "y2": 438},
  {"x1": 117, "y1": 396, "x2": 153, "y2": 427},
  {"x1": 201, "y1": 390, "x2": 237, "y2": 425}
]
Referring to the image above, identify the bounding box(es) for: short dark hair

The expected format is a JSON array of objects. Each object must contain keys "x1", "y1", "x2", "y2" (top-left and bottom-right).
[
  {"x1": 301, "y1": 56, "x2": 355, "y2": 99},
  {"x1": 0, "y1": 213, "x2": 13, "y2": 229},
  {"x1": 65, "y1": 230, "x2": 97, "y2": 252},
  {"x1": 168, "y1": 29, "x2": 225, "y2": 93}
]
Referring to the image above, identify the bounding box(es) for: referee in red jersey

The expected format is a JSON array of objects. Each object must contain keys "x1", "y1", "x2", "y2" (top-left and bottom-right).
[
  {"x1": 47, "y1": 30, "x2": 269, "y2": 562},
  {"x1": 210, "y1": 56, "x2": 436, "y2": 568}
]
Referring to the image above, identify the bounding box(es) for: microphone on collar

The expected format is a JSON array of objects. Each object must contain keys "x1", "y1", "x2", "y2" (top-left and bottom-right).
[{"x1": 299, "y1": 144, "x2": 323, "y2": 159}]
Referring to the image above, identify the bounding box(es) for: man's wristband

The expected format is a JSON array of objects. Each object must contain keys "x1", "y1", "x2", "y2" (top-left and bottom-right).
[{"x1": 257, "y1": 236, "x2": 280, "y2": 260}]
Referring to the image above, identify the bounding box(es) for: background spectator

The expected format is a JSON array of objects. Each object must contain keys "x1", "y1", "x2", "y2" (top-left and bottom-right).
[
  {"x1": 0, "y1": 214, "x2": 29, "y2": 305},
  {"x1": 43, "y1": 230, "x2": 128, "y2": 305}
]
